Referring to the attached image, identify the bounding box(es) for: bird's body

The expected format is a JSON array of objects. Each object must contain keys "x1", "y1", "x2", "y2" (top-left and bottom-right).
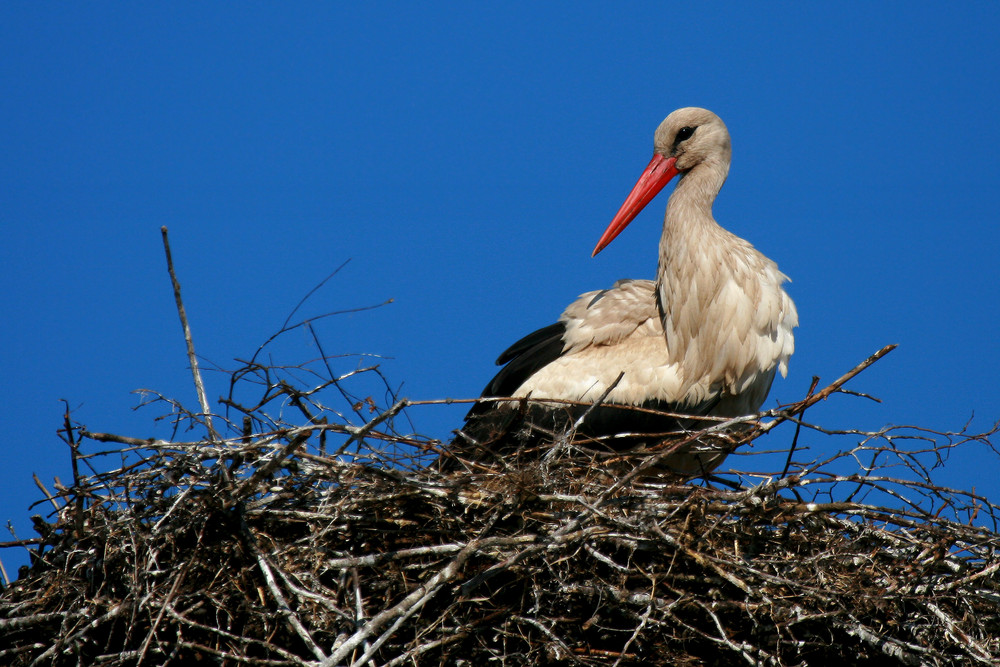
[{"x1": 454, "y1": 108, "x2": 797, "y2": 475}]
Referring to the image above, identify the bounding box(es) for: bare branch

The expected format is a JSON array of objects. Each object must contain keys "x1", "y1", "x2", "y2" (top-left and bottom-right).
[{"x1": 160, "y1": 227, "x2": 218, "y2": 441}]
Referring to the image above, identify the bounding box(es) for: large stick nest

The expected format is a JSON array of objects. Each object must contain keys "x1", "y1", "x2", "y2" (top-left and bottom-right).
[{"x1": 2, "y1": 348, "x2": 999, "y2": 666}]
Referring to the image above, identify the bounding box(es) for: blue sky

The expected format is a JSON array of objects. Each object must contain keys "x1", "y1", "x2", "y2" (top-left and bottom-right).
[{"x1": 3, "y1": 4, "x2": 999, "y2": 575}]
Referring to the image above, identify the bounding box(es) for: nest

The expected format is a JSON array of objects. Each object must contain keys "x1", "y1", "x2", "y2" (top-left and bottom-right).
[
  {"x1": 1, "y1": 344, "x2": 998, "y2": 667},
  {"x1": 3, "y1": 234, "x2": 999, "y2": 665}
]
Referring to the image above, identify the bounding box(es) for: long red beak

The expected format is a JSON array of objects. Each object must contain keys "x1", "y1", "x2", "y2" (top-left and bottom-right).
[{"x1": 592, "y1": 154, "x2": 679, "y2": 257}]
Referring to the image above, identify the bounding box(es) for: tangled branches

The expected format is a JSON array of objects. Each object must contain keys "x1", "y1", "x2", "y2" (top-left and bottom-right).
[
  {"x1": 3, "y1": 231, "x2": 998, "y2": 665},
  {"x1": 0, "y1": 345, "x2": 998, "y2": 666}
]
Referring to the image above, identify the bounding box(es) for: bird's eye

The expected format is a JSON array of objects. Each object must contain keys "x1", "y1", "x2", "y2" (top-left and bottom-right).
[{"x1": 676, "y1": 126, "x2": 696, "y2": 142}]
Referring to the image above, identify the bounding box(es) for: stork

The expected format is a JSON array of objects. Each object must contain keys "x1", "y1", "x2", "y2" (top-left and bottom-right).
[{"x1": 454, "y1": 107, "x2": 798, "y2": 475}]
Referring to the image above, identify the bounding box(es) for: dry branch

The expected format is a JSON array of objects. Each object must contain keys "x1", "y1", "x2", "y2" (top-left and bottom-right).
[{"x1": 160, "y1": 226, "x2": 218, "y2": 442}]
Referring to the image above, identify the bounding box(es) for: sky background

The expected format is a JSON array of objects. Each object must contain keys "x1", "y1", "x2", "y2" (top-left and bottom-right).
[{"x1": 3, "y1": 4, "x2": 999, "y2": 576}]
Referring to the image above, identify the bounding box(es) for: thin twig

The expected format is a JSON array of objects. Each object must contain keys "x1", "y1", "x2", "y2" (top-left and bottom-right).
[
  {"x1": 160, "y1": 226, "x2": 218, "y2": 441},
  {"x1": 781, "y1": 375, "x2": 820, "y2": 478}
]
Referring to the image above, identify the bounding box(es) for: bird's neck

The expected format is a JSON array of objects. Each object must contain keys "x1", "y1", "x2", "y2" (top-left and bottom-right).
[
  {"x1": 663, "y1": 158, "x2": 728, "y2": 232},
  {"x1": 656, "y1": 158, "x2": 739, "y2": 395},
  {"x1": 658, "y1": 160, "x2": 731, "y2": 284}
]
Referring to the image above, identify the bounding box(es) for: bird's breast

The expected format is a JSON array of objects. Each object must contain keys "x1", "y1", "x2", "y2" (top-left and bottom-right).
[{"x1": 658, "y1": 236, "x2": 796, "y2": 404}]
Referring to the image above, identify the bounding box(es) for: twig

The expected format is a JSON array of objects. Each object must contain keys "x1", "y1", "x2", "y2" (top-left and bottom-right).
[
  {"x1": 781, "y1": 375, "x2": 820, "y2": 478},
  {"x1": 32, "y1": 474, "x2": 62, "y2": 512},
  {"x1": 59, "y1": 400, "x2": 85, "y2": 538},
  {"x1": 135, "y1": 557, "x2": 191, "y2": 667},
  {"x1": 160, "y1": 226, "x2": 218, "y2": 441},
  {"x1": 333, "y1": 399, "x2": 410, "y2": 457},
  {"x1": 255, "y1": 551, "x2": 327, "y2": 662},
  {"x1": 231, "y1": 431, "x2": 311, "y2": 504},
  {"x1": 80, "y1": 431, "x2": 157, "y2": 447},
  {"x1": 573, "y1": 371, "x2": 626, "y2": 430},
  {"x1": 323, "y1": 539, "x2": 482, "y2": 666},
  {"x1": 511, "y1": 615, "x2": 585, "y2": 664},
  {"x1": 764, "y1": 344, "x2": 898, "y2": 432}
]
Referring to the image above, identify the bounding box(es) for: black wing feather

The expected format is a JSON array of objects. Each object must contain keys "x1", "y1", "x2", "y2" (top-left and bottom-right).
[
  {"x1": 481, "y1": 321, "x2": 567, "y2": 399},
  {"x1": 494, "y1": 321, "x2": 566, "y2": 366}
]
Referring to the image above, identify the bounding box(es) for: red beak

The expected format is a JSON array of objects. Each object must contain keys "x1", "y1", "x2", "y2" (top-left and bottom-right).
[{"x1": 592, "y1": 154, "x2": 679, "y2": 257}]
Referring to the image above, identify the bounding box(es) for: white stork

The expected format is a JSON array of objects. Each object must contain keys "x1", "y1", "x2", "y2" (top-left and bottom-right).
[{"x1": 456, "y1": 107, "x2": 797, "y2": 474}]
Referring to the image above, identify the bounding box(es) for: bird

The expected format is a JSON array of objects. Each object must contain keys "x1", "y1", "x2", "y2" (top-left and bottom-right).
[{"x1": 451, "y1": 107, "x2": 798, "y2": 475}]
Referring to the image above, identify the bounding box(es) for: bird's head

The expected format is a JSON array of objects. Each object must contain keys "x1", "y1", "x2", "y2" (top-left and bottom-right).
[
  {"x1": 654, "y1": 107, "x2": 731, "y2": 173},
  {"x1": 593, "y1": 107, "x2": 731, "y2": 256}
]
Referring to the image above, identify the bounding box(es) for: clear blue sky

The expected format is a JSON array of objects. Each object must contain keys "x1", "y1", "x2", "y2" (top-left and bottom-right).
[{"x1": 3, "y1": 4, "x2": 999, "y2": 575}]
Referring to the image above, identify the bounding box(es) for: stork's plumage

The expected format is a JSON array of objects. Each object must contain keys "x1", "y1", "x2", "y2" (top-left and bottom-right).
[{"x1": 455, "y1": 108, "x2": 797, "y2": 474}]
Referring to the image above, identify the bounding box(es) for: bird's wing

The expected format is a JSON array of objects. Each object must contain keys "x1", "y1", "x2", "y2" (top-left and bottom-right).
[
  {"x1": 458, "y1": 278, "x2": 721, "y2": 459},
  {"x1": 479, "y1": 279, "x2": 663, "y2": 400},
  {"x1": 559, "y1": 279, "x2": 662, "y2": 354}
]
